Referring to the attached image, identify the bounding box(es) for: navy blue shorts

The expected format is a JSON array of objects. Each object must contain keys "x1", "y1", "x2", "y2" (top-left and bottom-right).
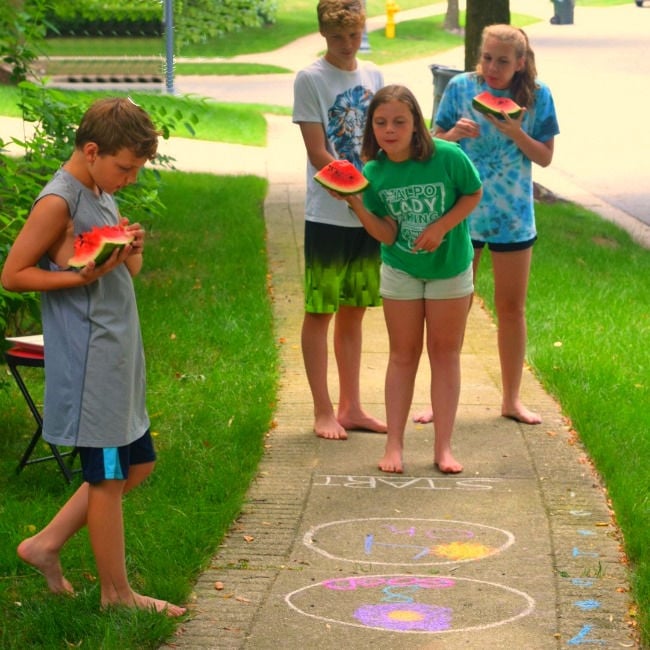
[
  {"x1": 472, "y1": 236, "x2": 537, "y2": 252},
  {"x1": 78, "y1": 429, "x2": 156, "y2": 484}
]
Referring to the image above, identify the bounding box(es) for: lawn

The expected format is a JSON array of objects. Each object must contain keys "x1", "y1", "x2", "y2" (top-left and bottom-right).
[{"x1": 0, "y1": 172, "x2": 278, "y2": 649}]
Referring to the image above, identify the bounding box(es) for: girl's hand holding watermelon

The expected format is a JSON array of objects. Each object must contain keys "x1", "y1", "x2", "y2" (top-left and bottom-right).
[{"x1": 484, "y1": 107, "x2": 527, "y2": 140}]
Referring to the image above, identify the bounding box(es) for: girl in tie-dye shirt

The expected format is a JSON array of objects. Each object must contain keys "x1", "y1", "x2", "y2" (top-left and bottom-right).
[{"x1": 434, "y1": 24, "x2": 559, "y2": 426}]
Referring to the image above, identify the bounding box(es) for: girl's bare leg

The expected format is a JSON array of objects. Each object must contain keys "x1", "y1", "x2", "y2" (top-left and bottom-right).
[
  {"x1": 380, "y1": 299, "x2": 424, "y2": 473},
  {"x1": 426, "y1": 295, "x2": 471, "y2": 473},
  {"x1": 490, "y1": 248, "x2": 541, "y2": 424}
]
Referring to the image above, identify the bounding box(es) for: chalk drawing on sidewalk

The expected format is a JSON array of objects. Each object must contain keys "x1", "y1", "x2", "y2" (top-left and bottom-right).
[
  {"x1": 303, "y1": 517, "x2": 514, "y2": 566},
  {"x1": 285, "y1": 574, "x2": 535, "y2": 634},
  {"x1": 314, "y1": 474, "x2": 504, "y2": 491}
]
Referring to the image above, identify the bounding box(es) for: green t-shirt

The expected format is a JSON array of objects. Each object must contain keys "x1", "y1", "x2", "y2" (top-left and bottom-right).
[{"x1": 363, "y1": 138, "x2": 482, "y2": 280}]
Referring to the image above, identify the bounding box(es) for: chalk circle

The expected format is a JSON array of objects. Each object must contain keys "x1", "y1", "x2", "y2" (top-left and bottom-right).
[
  {"x1": 303, "y1": 517, "x2": 514, "y2": 566},
  {"x1": 285, "y1": 574, "x2": 535, "y2": 634}
]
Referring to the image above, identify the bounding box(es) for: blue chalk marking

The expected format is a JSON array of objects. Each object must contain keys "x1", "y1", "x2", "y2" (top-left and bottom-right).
[
  {"x1": 571, "y1": 578, "x2": 594, "y2": 587},
  {"x1": 567, "y1": 624, "x2": 606, "y2": 645},
  {"x1": 574, "y1": 599, "x2": 601, "y2": 611}
]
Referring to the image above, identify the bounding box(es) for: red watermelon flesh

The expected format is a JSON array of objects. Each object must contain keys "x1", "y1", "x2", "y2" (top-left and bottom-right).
[
  {"x1": 68, "y1": 224, "x2": 134, "y2": 269},
  {"x1": 472, "y1": 91, "x2": 522, "y2": 119},
  {"x1": 313, "y1": 160, "x2": 369, "y2": 195}
]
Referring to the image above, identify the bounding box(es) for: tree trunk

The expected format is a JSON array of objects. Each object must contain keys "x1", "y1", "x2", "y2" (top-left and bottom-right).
[
  {"x1": 464, "y1": 0, "x2": 510, "y2": 71},
  {"x1": 444, "y1": 0, "x2": 461, "y2": 34}
]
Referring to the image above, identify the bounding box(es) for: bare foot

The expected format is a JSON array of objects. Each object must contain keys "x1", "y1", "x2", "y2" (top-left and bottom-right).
[
  {"x1": 378, "y1": 448, "x2": 403, "y2": 474},
  {"x1": 103, "y1": 591, "x2": 187, "y2": 617},
  {"x1": 412, "y1": 408, "x2": 433, "y2": 424},
  {"x1": 17, "y1": 537, "x2": 74, "y2": 595},
  {"x1": 434, "y1": 451, "x2": 463, "y2": 474},
  {"x1": 314, "y1": 413, "x2": 348, "y2": 440},
  {"x1": 502, "y1": 402, "x2": 542, "y2": 425},
  {"x1": 337, "y1": 411, "x2": 387, "y2": 433}
]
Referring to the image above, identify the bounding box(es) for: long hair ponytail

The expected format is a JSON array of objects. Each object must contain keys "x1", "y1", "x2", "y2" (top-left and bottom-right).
[{"x1": 476, "y1": 24, "x2": 538, "y2": 109}]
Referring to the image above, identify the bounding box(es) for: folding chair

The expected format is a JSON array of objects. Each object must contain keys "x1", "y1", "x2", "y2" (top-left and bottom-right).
[{"x1": 4, "y1": 344, "x2": 78, "y2": 483}]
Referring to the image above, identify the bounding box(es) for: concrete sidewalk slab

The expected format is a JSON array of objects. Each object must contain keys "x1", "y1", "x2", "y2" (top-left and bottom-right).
[{"x1": 162, "y1": 115, "x2": 636, "y2": 649}]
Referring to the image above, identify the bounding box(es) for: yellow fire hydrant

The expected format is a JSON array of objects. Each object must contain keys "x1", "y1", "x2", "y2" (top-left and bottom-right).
[{"x1": 385, "y1": 0, "x2": 400, "y2": 39}]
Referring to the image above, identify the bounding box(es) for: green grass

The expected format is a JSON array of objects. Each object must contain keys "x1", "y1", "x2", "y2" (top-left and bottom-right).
[
  {"x1": 174, "y1": 62, "x2": 290, "y2": 75},
  {"x1": 0, "y1": 85, "x2": 286, "y2": 145},
  {"x1": 475, "y1": 199, "x2": 650, "y2": 643},
  {"x1": 0, "y1": 172, "x2": 277, "y2": 649}
]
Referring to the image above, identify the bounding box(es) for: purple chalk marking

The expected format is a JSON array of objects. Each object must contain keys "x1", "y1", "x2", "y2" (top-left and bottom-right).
[{"x1": 354, "y1": 603, "x2": 452, "y2": 632}]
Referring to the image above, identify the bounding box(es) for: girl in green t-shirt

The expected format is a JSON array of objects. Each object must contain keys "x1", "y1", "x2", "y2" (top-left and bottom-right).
[{"x1": 338, "y1": 84, "x2": 482, "y2": 475}]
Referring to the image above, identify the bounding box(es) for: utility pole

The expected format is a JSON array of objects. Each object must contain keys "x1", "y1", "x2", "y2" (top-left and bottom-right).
[
  {"x1": 164, "y1": 0, "x2": 175, "y2": 94},
  {"x1": 360, "y1": 0, "x2": 371, "y2": 53}
]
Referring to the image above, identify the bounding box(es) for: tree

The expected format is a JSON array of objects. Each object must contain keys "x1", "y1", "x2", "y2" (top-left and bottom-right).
[
  {"x1": 443, "y1": 0, "x2": 461, "y2": 35},
  {"x1": 464, "y1": 0, "x2": 510, "y2": 71}
]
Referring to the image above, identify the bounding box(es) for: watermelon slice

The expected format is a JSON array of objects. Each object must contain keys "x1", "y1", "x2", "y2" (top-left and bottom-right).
[
  {"x1": 68, "y1": 224, "x2": 134, "y2": 269},
  {"x1": 313, "y1": 160, "x2": 369, "y2": 195},
  {"x1": 472, "y1": 91, "x2": 522, "y2": 120}
]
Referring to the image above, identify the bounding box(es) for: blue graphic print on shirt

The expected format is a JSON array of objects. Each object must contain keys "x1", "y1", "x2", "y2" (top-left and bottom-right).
[{"x1": 327, "y1": 85, "x2": 375, "y2": 170}]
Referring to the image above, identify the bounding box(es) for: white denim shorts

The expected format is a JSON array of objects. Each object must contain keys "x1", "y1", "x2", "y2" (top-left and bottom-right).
[{"x1": 380, "y1": 263, "x2": 473, "y2": 300}]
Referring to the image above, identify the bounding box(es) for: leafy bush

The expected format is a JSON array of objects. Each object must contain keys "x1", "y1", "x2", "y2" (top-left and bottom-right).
[
  {"x1": 45, "y1": 0, "x2": 163, "y2": 37},
  {"x1": 177, "y1": 0, "x2": 278, "y2": 46},
  {"x1": 0, "y1": 83, "x2": 194, "y2": 337},
  {"x1": 1, "y1": 0, "x2": 52, "y2": 84},
  {"x1": 42, "y1": 0, "x2": 278, "y2": 44}
]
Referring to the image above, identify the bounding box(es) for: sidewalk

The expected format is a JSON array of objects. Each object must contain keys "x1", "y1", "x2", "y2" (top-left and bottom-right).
[{"x1": 162, "y1": 114, "x2": 635, "y2": 648}]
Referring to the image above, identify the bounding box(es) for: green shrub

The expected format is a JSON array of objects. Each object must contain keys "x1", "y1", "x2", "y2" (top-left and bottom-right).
[
  {"x1": 42, "y1": 0, "x2": 278, "y2": 41},
  {"x1": 1, "y1": 0, "x2": 51, "y2": 84},
  {"x1": 44, "y1": 0, "x2": 162, "y2": 37},
  {"x1": 0, "y1": 83, "x2": 197, "y2": 338}
]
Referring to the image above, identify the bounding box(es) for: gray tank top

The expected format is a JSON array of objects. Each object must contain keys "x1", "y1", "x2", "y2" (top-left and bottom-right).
[{"x1": 37, "y1": 168, "x2": 149, "y2": 448}]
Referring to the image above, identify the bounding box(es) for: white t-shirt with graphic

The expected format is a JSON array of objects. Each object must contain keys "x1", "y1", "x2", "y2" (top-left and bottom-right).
[{"x1": 293, "y1": 57, "x2": 384, "y2": 227}]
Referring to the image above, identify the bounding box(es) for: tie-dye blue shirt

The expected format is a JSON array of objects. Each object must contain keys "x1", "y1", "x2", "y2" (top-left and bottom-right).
[{"x1": 435, "y1": 72, "x2": 559, "y2": 244}]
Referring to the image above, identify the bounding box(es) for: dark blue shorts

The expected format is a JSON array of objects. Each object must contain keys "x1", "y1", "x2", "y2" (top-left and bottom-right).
[
  {"x1": 78, "y1": 429, "x2": 156, "y2": 484},
  {"x1": 472, "y1": 236, "x2": 537, "y2": 252}
]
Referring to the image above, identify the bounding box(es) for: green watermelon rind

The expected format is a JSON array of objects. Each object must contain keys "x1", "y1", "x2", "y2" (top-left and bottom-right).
[
  {"x1": 68, "y1": 232, "x2": 134, "y2": 269},
  {"x1": 472, "y1": 92, "x2": 522, "y2": 120},
  {"x1": 313, "y1": 161, "x2": 369, "y2": 195}
]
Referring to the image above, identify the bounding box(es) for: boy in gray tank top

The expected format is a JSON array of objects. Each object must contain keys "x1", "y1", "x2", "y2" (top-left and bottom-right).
[{"x1": 1, "y1": 97, "x2": 186, "y2": 617}]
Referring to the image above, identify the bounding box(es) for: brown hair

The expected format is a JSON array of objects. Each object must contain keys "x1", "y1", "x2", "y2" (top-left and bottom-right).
[
  {"x1": 476, "y1": 24, "x2": 538, "y2": 109},
  {"x1": 75, "y1": 97, "x2": 160, "y2": 160},
  {"x1": 361, "y1": 85, "x2": 433, "y2": 162},
  {"x1": 317, "y1": 0, "x2": 365, "y2": 32}
]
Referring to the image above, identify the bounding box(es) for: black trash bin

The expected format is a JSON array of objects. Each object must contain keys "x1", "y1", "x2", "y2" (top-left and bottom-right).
[
  {"x1": 550, "y1": 0, "x2": 574, "y2": 24},
  {"x1": 429, "y1": 64, "x2": 463, "y2": 126}
]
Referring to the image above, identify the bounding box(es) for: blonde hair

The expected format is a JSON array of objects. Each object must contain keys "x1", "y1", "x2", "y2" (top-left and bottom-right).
[
  {"x1": 317, "y1": 0, "x2": 365, "y2": 31},
  {"x1": 361, "y1": 85, "x2": 433, "y2": 163},
  {"x1": 476, "y1": 24, "x2": 538, "y2": 109}
]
